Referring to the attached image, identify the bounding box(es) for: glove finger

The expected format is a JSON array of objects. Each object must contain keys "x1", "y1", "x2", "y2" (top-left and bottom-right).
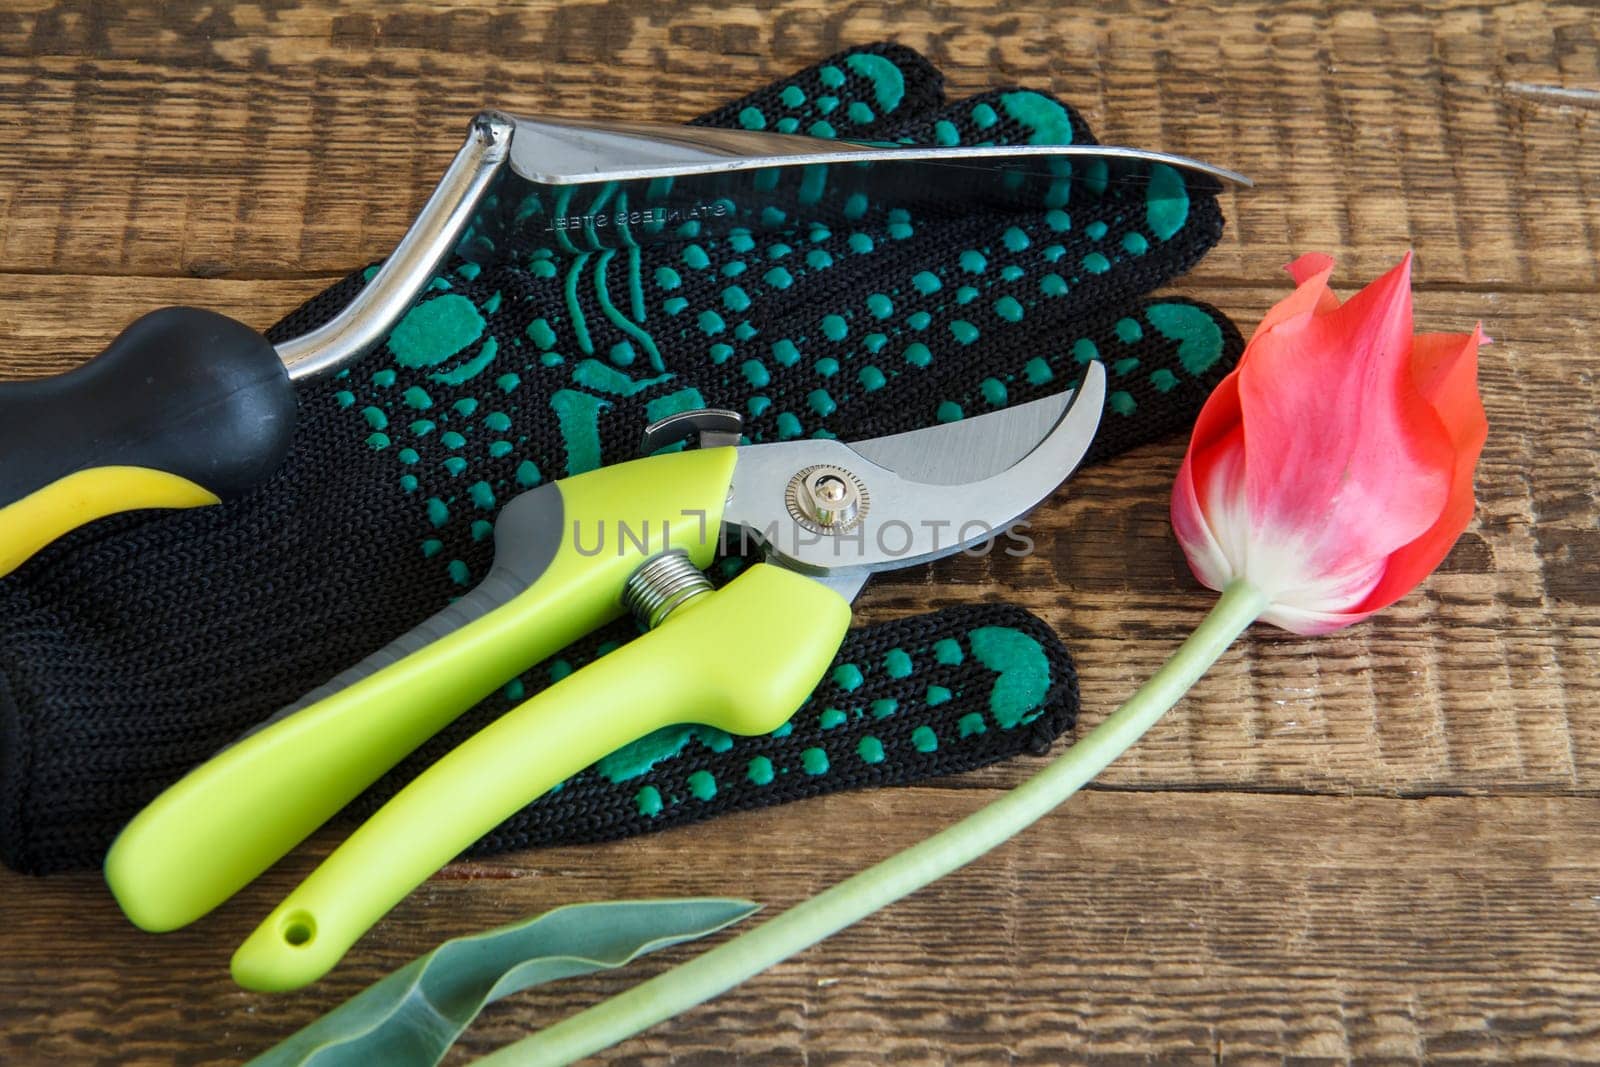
[
  {"x1": 882, "y1": 82, "x2": 1099, "y2": 146},
  {"x1": 850, "y1": 294, "x2": 1246, "y2": 466},
  {"x1": 691, "y1": 41, "x2": 947, "y2": 135}
]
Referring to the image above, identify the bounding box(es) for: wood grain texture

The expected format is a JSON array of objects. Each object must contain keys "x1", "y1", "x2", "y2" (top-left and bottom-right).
[
  {"x1": 5, "y1": 792, "x2": 1600, "y2": 1065},
  {"x1": 0, "y1": 1, "x2": 1597, "y2": 286},
  {"x1": 1, "y1": 1, "x2": 1597, "y2": 1064}
]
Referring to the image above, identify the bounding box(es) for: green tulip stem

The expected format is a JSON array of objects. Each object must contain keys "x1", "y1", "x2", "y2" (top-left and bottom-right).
[{"x1": 483, "y1": 581, "x2": 1271, "y2": 1067}]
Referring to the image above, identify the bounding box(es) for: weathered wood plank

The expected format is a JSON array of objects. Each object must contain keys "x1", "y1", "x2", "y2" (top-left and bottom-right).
[
  {"x1": 2, "y1": 3, "x2": 1597, "y2": 1064},
  {"x1": 2, "y1": 275, "x2": 1591, "y2": 798},
  {"x1": 2, "y1": 791, "x2": 1598, "y2": 1064},
  {"x1": 0, "y1": 274, "x2": 331, "y2": 378},
  {"x1": 0, "y1": 1, "x2": 1596, "y2": 285}
]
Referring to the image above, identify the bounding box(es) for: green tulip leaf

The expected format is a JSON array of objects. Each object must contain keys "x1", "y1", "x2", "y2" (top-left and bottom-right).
[{"x1": 247, "y1": 897, "x2": 760, "y2": 1067}]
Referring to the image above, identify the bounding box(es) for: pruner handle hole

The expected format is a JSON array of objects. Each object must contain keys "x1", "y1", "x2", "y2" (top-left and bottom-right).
[{"x1": 281, "y1": 911, "x2": 316, "y2": 947}]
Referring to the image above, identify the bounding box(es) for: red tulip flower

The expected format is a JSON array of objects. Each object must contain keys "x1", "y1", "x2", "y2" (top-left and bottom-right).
[
  {"x1": 494, "y1": 255, "x2": 1490, "y2": 1067},
  {"x1": 1172, "y1": 253, "x2": 1488, "y2": 633}
]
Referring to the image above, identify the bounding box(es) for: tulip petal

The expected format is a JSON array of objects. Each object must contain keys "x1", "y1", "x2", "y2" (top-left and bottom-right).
[
  {"x1": 1259, "y1": 600, "x2": 1378, "y2": 636},
  {"x1": 1285, "y1": 252, "x2": 1336, "y2": 287},
  {"x1": 1172, "y1": 373, "x2": 1244, "y2": 592},
  {"x1": 1251, "y1": 254, "x2": 1338, "y2": 342},
  {"x1": 1200, "y1": 425, "x2": 1253, "y2": 579},
  {"x1": 1237, "y1": 253, "x2": 1454, "y2": 590},
  {"x1": 1285, "y1": 253, "x2": 1341, "y2": 313},
  {"x1": 1354, "y1": 324, "x2": 1489, "y2": 612}
]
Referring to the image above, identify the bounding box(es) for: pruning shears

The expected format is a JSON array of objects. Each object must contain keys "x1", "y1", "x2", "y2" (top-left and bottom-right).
[
  {"x1": 0, "y1": 109, "x2": 1246, "y2": 578},
  {"x1": 103, "y1": 361, "x2": 1107, "y2": 992}
]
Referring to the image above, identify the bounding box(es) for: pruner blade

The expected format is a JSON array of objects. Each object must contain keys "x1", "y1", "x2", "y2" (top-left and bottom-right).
[
  {"x1": 724, "y1": 361, "x2": 1107, "y2": 597},
  {"x1": 473, "y1": 113, "x2": 1251, "y2": 257}
]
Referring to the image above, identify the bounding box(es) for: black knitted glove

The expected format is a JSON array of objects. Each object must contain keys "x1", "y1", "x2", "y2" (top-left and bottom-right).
[{"x1": 0, "y1": 43, "x2": 1242, "y2": 874}]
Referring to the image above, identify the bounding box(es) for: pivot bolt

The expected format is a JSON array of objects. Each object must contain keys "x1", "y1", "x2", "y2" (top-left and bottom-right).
[{"x1": 786, "y1": 465, "x2": 869, "y2": 533}]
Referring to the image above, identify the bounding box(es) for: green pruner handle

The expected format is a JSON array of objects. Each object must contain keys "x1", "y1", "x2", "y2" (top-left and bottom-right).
[
  {"x1": 0, "y1": 307, "x2": 296, "y2": 577},
  {"x1": 103, "y1": 446, "x2": 740, "y2": 933},
  {"x1": 231, "y1": 562, "x2": 852, "y2": 992}
]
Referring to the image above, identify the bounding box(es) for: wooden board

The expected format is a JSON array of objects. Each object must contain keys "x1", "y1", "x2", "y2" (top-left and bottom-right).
[
  {"x1": 6, "y1": 792, "x2": 1600, "y2": 1064},
  {"x1": 1, "y1": 1, "x2": 1597, "y2": 288},
  {"x1": 1, "y1": 1, "x2": 1597, "y2": 1063}
]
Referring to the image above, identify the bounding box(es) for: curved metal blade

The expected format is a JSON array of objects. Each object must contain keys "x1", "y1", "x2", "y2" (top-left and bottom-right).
[
  {"x1": 848, "y1": 388, "x2": 1084, "y2": 487},
  {"x1": 472, "y1": 114, "x2": 1250, "y2": 255},
  {"x1": 506, "y1": 114, "x2": 1252, "y2": 188},
  {"x1": 725, "y1": 362, "x2": 1106, "y2": 579}
]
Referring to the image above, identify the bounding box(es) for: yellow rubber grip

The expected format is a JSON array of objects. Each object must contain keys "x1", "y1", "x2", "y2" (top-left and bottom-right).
[{"x1": 0, "y1": 467, "x2": 219, "y2": 577}]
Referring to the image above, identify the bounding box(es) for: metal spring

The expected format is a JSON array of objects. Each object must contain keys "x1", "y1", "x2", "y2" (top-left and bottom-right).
[{"x1": 622, "y1": 550, "x2": 714, "y2": 630}]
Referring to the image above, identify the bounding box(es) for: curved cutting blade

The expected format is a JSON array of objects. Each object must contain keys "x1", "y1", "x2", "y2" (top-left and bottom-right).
[
  {"x1": 472, "y1": 114, "x2": 1251, "y2": 255},
  {"x1": 506, "y1": 114, "x2": 1252, "y2": 188},
  {"x1": 724, "y1": 362, "x2": 1106, "y2": 584}
]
